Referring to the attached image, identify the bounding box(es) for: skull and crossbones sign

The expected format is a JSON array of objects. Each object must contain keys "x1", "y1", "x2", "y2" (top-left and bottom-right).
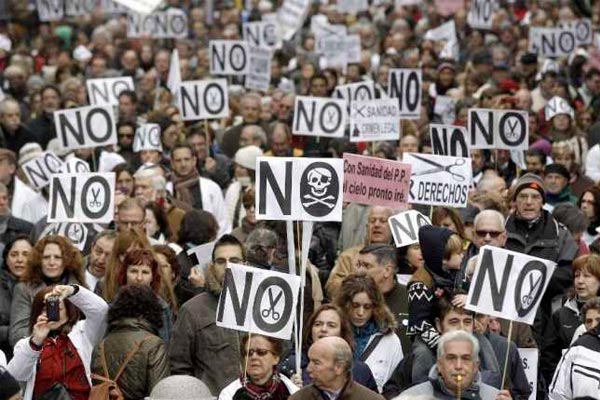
[{"x1": 303, "y1": 167, "x2": 336, "y2": 208}]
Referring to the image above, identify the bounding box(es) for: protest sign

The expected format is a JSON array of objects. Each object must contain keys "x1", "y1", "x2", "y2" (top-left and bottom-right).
[
  {"x1": 40, "y1": 222, "x2": 89, "y2": 251},
  {"x1": 166, "y1": 49, "x2": 181, "y2": 99},
  {"x1": 86, "y1": 77, "x2": 134, "y2": 106},
  {"x1": 21, "y1": 152, "x2": 64, "y2": 190},
  {"x1": 186, "y1": 241, "x2": 216, "y2": 273},
  {"x1": 350, "y1": 99, "x2": 400, "y2": 142},
  {"x1": 209, "y1": 40, "x2": 249, "y2": 76},
  {"x1": 466, "y1": 246, "x2": 556, "y2": 325},
  {"x1": 246, "y1": 46, "x2": 272, "y2": 91},
  {"x1": 292, "y1": 96, "x2": 348, "y2": 138},
  {"x1": 346, "y1": 34, "x2": 362, "y2": 64},
  {"x1": 435, "y1": 0, "x2": 464, "y2": 16},
  {"x1": 243, "y1": 20, "x2": 280, "y2": 49},
  {"x1": 314, "y1": 24, "x2": 348, "y2": 69},
  {"x1": 102, "y1": 0, "x2": 128, "y2": 14},
  {"x1": 113, "y1": 0, "x2": 161, "y2": 14},
  {"x1": 388, "y1": 69, "x2": 422, "y2": 119},
  {"x1": 217, "y1": 263, "x2": 302, "y2": 340},
  {"x1": 334, "y1": 81, "x2": 375, "y2": 107},
  {"x1": 545, "y1": 96, "x2": 574, "y2": 120},
  {"x1": 256, "y1": 157, "x2": 343, "y2": 221},
  {"x1": 342, "y1": 153, "x2": 411, "y2": 209},
  {"x1": 467, "y1": 0, "x2": 495, "y2": 30},
  {"x1": 54, "y1": 105, "x2": 117, "y2": 151},
  {"x1": 559, "y1": 18, "x2": 593, "y2": 46},
  {"x1": 388, "y1": 210, "x2": 431, "y2": 248},
  {"x1": 48, "y1": 173, "x2": 115, "y2": 224},
  {"x1": 133, "y1": 124, "x2": 162, "y2": 152},
  {"x1": 338, "y1": 0, "x2": 368, "y2": 13},
  {"x1": 58, "y1": 157, "x2": 90, "y2": 174},
  {"x1": 404, "y1": 153, "x2": 471, "y2": 208},
  {"x1": 468, "y1": 108, "x2": 529, "y2": 150},
  {"x1": 433, "y1": 95, "x2": 456, "y2": 124},
  {"x1": 430, "y1": 124, "x2": 470, "y2": 158},
  {"x1": 277, "y1": 0, "x2": 309, "y2": 40},
  {"x1": 529, "y1": 27, "x2": 576, "y2": 58},
  {"x1": 65, "y1": 0, "x2": 95, "y2": 16},
  {"x1": 38, "y1": 0, "x2": 64, "y2": 21},
  {"x1": 518, "y1": 348, "x2": 538, "y2": 400},
  {"x1": 178, "y1": 79, "x2": 229, "y2": 121},
  {"x1": 127, "y1": 8, "x2": 188, "y2": 39}
]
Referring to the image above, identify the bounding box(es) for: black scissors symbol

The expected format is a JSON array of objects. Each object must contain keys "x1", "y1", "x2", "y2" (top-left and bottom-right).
[
  {"x1": 522, "y1": 273, "x2": 542, "y2": 308},
  {"x1": 261, "y1": 288, "x2": 282, "y2": 321},
  {"x1": 410, "y1": 154, "x2": 467, "y2": 182},
  {"x1": 89, "y1": 188, "x2": 102, "y2": 208}
]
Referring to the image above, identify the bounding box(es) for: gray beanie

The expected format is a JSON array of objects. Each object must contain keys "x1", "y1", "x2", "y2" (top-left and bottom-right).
[
  {"x1": 513, "y1": 173, "x2": 545, "y2": 202},
  {"x1": 148, "y1": 375, "x2": 214, "y2": 400}
]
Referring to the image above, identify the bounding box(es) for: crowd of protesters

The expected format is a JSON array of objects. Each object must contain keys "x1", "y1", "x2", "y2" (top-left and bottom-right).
[{"x1": 0, "y1": 0, "x2": 600, "y2": 399}]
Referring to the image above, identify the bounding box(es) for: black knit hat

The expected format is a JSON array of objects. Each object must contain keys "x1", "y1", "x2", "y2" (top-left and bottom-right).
[
  {"x1": 0, "y1": 367, "x2": 21, "y2": 400},
  {"x1": 544, "y1": 163, "x2": 570, "y2": 181},
  {"x1": 513, "y1": 173, "x2": 545, "y2": 202}
]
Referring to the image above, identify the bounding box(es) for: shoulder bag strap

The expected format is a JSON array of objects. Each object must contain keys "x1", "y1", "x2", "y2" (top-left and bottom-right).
[
  {"x1": 360, "y1": 334, "x2": 384, "y2": 362},
  {"x1": 113, "y1": 336, "x2": 153, "y2": 382}
]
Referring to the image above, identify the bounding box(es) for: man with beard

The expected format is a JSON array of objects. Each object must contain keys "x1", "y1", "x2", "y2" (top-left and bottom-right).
[
  {"x1": 170, "y1": 234, "x2": 246, "y2": 396},
  {"x1": 84, "y1": 230, "x2": 116, "y2": 292}
]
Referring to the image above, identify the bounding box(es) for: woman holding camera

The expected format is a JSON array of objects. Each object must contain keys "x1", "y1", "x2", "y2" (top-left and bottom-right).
[{"x1": 7, "y1": 284, "x2": 108, "y2": 400}]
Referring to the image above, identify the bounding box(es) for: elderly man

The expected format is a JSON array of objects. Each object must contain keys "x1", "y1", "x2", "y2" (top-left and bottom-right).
[
  {"x1": 0, "y1": 99, "x2": 35, "y2": 155},
  {"x1": 27, "y1": 85, "x2": 61, "y2": 149},
  {"x1": 398, "y1": 331, "x2": 512, "y2": 399},
  {"x1": 290, "y1": 337, "x2": 383, "y2": 400},
  {"x1": 326, "y1": 206, "x2": 393, "y2": 299},
  {"x1": 84, "y1": 230, "x2": 116, "y2": 292},
  {"x1": 543, "y1": 163, "x2": 577, "y2": 211},
  {"x1": 238, "y1": 124, "x2": 267, "y2": 149},
  {"x1": 220, "y1": 93, "x2": 266, "y2": 158}
]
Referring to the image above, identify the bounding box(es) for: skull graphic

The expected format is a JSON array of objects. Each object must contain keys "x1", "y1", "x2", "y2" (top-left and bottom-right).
[{"x1": 307, "y1": 168, "x2": 332, "y2": 197}]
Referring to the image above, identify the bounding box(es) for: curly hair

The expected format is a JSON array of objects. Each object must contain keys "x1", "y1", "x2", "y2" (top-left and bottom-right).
[
  {"x1": 304, "y1": 304, "x2": 355, "y2": 351},
  {"x1": 108, "y1": 284, "x2": 163, "y2": 330},
  {"x1": 117, "y1": 248, "x2": 162, "y2": 295},
  {"x1": 335, "y1": 274, "x2": 396, "y2": 334},
  {"x1": 23, "y1": 235, "x2": 85, "y2": 287}
]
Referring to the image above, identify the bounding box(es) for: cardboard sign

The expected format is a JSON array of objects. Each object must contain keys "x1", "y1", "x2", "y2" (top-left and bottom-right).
[
  {"x1": 430, "y1": 124, "x2": 470, "y2": 158},
  {"x1": 545, "y1": 96, "x2": 574, "y2": 120},
  {"x1": 65, "y1": 0, "x2": 95, "y2": 16},
  {"x1": 54, "y1": 105, "x2": 117, "y2": 151},
  {"x1": 342, "y1": 153, "x2": 411, "y2": 209},
  {"x1": 217, "y1": 263, "x2": 302, "y2": 340},
  {"x1": 346, "y1": 34, "x2": 362, "y2": 64},
  {"x1": 467, "y1": 0, "x2": 495, "y2": 30},
  {"x1": 38, "y1": 0, "x2": 64, "y2": 21},
  {"x1": 404, "y1": 153, "x2": 471, "y2": 208},
  {"x1": 133, "y1": 124, "x2": 162, "y2": 152},
  {"x1": 127, "y1": 8, "x2": 188, "y2": 39},
  {"x1": 292, "y1": 96, "x2": 348, "y2": 138},
  {"x1": 468, "y1": 108, "x2": 529, "y2": 150},
  {"x1": 246, "y1": 46, "x2": 272, "y2": 91},
  {"x1": 529, "y1": 27, "x2": 576, "y2": 58},
  {"x1": 424, "y1": 20, "x2": 457, "y2": 43},
  {"x1": 59, "y1": 157, "x2": 90, "y2": 174},
  {"x1": 277, "y1": 0, "x2": 310, "y2": 40},
  {"x1": 48, "y1": 172, "x2": 116, "y2": 224},
  {"x1": 243, "y1": 21, "x2": 280, "y2": 49},
  {"x1": 466, "y1": 246, "x2": 556, "y2": 325},
  {"x1": 334, "y1": 81, "x2": 376, "y2": 107},
  {"x1": 21, "y1": 152, "x2": 64, "y2": 190},
  {"x1": 518, "y1": 348, "x2": 538, "y2": 400},
  {"x1": 389, "y1": 210, "x2": 431, "y2": 247},
  {"x1": 86, "y1": 77, "x2": 134, "y2": 106},
  {"x1": 113, "y1": 0, "x2": 161, "y2": 14},
  {"x1": 209, "y1": 40, "x2": 249, "y2": 76},
  {"x1": 434, "y1": 95, "x2": 456, "y2": 124},
  {"x1": 388, "y1": 69, "x2": 422, "y2": 119},
  {"x1": 315, "y1": 25, "x2": 348, "y2": 69},
  {"x1": 350, "y1": 99, "x2": 400, "y2": 142},
  {"x1": 178, "y1": 79, "x2": 229, "y2": 121},
  {"x1": 256, "y1": 157, "x2": 344, "y2": 222},
  {"x1": 40, "y1": 222, "x2": 89, "y2": 251},
  {"x1": 559, "y1": 18, "x2": 593, "y2": 46},
  {"x1": 186, "y1": 241, "x2": 215, "y2": 273}
]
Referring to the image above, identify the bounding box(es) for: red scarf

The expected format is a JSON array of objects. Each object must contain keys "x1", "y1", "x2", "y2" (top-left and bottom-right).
[{"x1": 235, "y1": 369, "x2": 290, "y2": 400}]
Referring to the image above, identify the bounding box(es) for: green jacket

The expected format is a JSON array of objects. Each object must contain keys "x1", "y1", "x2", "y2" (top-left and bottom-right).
[{"x1": 91, "y1": 318, "x2": 169, "y2": 400}]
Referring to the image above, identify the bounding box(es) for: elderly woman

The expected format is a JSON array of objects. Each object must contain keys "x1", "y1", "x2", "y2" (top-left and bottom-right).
[
  {"x1": 336, "y1": 274, "x2": 403, "y2": 393},
  {"x1": 219, "y1": 334, "x2": 298, "y2": 400},
  {"x1": 9, "y1": 235, "x2": 86, "y2": 347},
  {"x1": 7, "y1": 284, "x2": 108, "y2": 400}
]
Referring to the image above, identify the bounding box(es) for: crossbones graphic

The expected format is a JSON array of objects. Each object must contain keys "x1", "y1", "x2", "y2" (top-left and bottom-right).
[{"x1": 303, "y1": 194, "x2": 336, "y2": 208}]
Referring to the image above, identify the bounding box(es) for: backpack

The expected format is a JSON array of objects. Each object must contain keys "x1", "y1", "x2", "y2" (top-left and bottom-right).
[{"x1": 89, "y1": 336, "x2": 152, "y2": 400}]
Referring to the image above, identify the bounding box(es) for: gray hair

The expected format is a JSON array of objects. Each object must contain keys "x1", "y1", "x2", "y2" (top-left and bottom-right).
[
  {"x1": 437, "y1": 331, "x2": 480, "y2": 363},
  {"x1": 92, "y1": 229, "x2": 117, "y2": 246},
  {"x1": 473, "y1": 209, "x2": 505, "y2": 231},
  {"x1": 243, "y1": 125, "x2": 267, "y2": 146},
  {"x1": 245, "y1": 228, "x2": 278, "y2": 249},
  {"x1": 331, "y1": 338, "x2": 353, "y2": 373},
  {"x1": 0, "y1": 99, "x2": 20, "y2": 116},
  {"x1": 134, "y1": 169, "x2": 166, "y2": 191}
]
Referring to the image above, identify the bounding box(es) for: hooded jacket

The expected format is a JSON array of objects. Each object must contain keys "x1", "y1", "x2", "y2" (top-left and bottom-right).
[{"x1": 408, "y1": 226, "x2": 457, "y2": 349}]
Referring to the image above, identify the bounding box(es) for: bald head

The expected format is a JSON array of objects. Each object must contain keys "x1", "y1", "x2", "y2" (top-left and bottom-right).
[
  {"x1": 317, "y1": 336, "x2": 352, "y2": 372},
  {"x1": 477, "y1": 175, "x2": 507, "y2": 198},
  {"x1": 367, "y1": 206, "x2": 393, "y2": 244},
  {"x1": 307, "y1": 337, "x2": 352, "y2": 392}
]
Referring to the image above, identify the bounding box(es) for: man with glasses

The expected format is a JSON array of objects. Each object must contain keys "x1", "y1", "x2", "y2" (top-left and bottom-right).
[
  {"x1": 116, "y1": 198, "x2": 146, "y2": 232},
  {"x1": 505, "y1": 173, "x2": 578, "y2": 350},
  {"x1": 170, "y1": 234, "x2": 247, "y2": 396}
]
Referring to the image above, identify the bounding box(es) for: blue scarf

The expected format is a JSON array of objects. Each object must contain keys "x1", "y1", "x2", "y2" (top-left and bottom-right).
[{"x1": 352, "y1": 320, "x2": 379, "y2": 359}]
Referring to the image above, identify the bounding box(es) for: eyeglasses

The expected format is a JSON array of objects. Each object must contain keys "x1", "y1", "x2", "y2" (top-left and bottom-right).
[
  {"x1": 475, "y1": 230, "x2": 504, "y2": 238},
  {"x1": 214, "y1": 257, "x2": 244, "y2": 266},
  {"x1": 246, "y1": 348, "x2": 272, "y2": 357}
]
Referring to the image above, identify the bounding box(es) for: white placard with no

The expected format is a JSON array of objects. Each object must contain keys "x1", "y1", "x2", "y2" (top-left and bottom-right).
[
  {"x1": 48, "y1": 173, "x2": 116, "y2": 224},
  {"x1": 133, "y1": 124, "x2": 163, "y2": 152},
  {"x1": 127, "y1": 8, "x2": 188, "y2": 39},
  {"x1": 430, "y1": 124, "x2": 470, "y2": 158},
  {"x1": 216, "y1": 263, "x2": 302, "y2": 340},
  {"x1": 388, "y1": 69, "x2": 422, "y2": 119},
  {"x1": 21, "y1": 152, "x2": 64, "y2": 191},
  {"x1": 467, "y1": 0, "x2": 496, "y2": 30},
  {"x1": 87, "y1": 77, "x2": 134, "y2": 106},
  {"x1": 469, "y1": 108, "x2": 529, "y2": 150},
  {"x1": 178, "y1": 79, "x2": 229, "y2": 121},
  {"x1": 210, "y1": 40, "x2": 249, "y2": 76},
  {"x1": 40, "y1": 222, "x2": 89, "y2": 251},
  {"x1": 388, "y1": 210, "x2": 431, "y2": 248},
  {"x1": 54, "y1": 105, "x2": 117, "y2": 151},
  {"x1": 293, "y1": 96, "x2": 348, "y2": 138},
  {"x1": 38, "y1": 0, "x2": 64, "y2": 21},
  {"x1": 465, "y1": 246, "x2": 556, "y2": 325}
]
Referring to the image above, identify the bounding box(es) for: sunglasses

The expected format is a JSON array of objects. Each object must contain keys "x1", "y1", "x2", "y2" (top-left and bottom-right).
[
  {"x1": 247, "y1": 348, "x2": 272, "y2": 357},
  {"x1": 475, "y1": 230, "x2": 503, "y2": 238}
]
